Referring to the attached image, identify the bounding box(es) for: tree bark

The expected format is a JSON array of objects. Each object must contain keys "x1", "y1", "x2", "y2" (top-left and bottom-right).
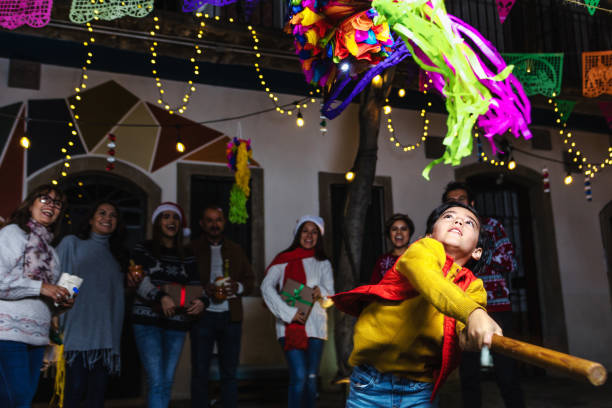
[{"x1": 334, "y1": 67, "x2": 396, "y2": 379}]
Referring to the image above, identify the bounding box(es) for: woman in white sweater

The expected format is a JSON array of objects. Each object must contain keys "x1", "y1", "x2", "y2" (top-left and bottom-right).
[
  {"x1": 0, "y1": 184, "x2": 74, "y2": 407},
  {"x1": 261, "y1": 215, "x2": 334, "y2": 408}
]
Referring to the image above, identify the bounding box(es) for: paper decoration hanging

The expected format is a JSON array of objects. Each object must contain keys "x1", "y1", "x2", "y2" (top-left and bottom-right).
[
  {"x1": 542, "y1": 168, "x2": 550, "y2": 193},
  {"x1": 502, "y1": 53, "x2": 564, "y2": 97},
  {"x1": 69, "y1": 0, "x2": 153, "y2": 24},
  {"x1": 496, "y1": 0, "x2": 515, "y2": 23},
  {"x1": 584, "y1": 0, "x2": 600, "y2": 15},
  {"x1": 582, "y1": 51, "x2": 612, "y2": 98},
  {"x1": 226, "y1": 138, "x2": 252, "y2": 224},
  {"x1": 584, "y1": 175, "x2": 592, "y2": 201},
  {"x1": 556, "y1": 100, "x2": 576, "y2": 124},
  {"x1": 0, "y1": 0, "x2": 53, "y2": 29},
  {"x1": 287, "y1": 0, "x2": 531, "y2": 179},
  {"x1": 106, "y1": 133, "x2": 116, "y2": 171}
]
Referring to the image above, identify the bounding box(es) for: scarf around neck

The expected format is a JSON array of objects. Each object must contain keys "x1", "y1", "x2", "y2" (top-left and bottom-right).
[
  {"x1": 23, "y1": 219, "x2": 56, "y2": 283},
  {"x1": 266, "y1": 247, "x2": 315, "y2": 351}
]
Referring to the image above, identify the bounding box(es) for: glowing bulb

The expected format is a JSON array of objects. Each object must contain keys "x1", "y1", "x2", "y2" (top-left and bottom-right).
[
  {"x1": 508, "y1": 160, "x2": 516, "y2": 171},
  {"x1": 340, "y1": 62, "x2": 350, "y2": 72},
  {"x1": 176, "y1": 141, "x2": 185, "y2": 153},
  {"x1": 296, "y1": 112, "x2": 304, "y2": 128},
  {"x1": 564, "y1": 174, "x2": 573, "y2": 185},
  {"x1": 345, "y1": 171, "x2": 355, "y2": 182},
  {"x1": 398, "y1": 88, "x2": 406, "y2": 98},
  {"x1": 383, "y1": 105, "x2": 392, "y2": 115},
  {"x1": 20, "y1": 136, "x2": 30, "y2": 149},
  {"x1": 371, "y1": 75, "x2": 382, "y2": 86}
]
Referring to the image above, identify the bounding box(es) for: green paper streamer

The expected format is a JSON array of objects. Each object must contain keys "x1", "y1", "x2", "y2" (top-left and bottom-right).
[
  {"x1": 502, "y1": 53, "x2": 564, "y2": 97},
  {"x1": 229, "y1": 184, "x2": 248, "y2": 224},
  {"x1": 373, "y1": 0, "x2": 498, "y2": 180}
]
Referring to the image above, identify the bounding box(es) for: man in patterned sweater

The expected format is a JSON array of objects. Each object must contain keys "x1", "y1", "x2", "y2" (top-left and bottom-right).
[{"x1": 443, "y1": 181, "x2": 525, "y2": 408}]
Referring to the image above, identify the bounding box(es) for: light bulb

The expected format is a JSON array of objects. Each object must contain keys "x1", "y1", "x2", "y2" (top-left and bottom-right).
[
  {"x1": 398, "y1": 88, "x2": 406, "y2": 98},
  {"x1": 176, "y1": 141, "x2": 185, "y2": 153},
  {"x1": 508, "y1": 160, "x2": 516, "y2": 171},
  {"x1": 564, "y1": 174, "x2": 573, "y2": 185},
  {"x1": 20, "y1": 136, "x2": 30, "y2": 149},
  {"x1": 345, "y1": 171, "x2": 355, "y2": 182},
  {"x1": 296, "y1": 112, "x2": 304, "y2": 128},
  {"x1": 371, "y1": 75, "x2": 382, "y2": 86}
]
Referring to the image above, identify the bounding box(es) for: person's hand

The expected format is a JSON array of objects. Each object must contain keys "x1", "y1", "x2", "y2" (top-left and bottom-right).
[
  {"x1": 160, "y1": 295, "x2": 176, "y2": 317},
  {"x1": 224, "y1": 279, "x2": 239, "y2": 297},
  {"x1": 312, "y1": 286, "x2": 322, "y2": 301},
  {"x1": 57, "y1": 296, "x2": 76, "y2": 309},
  {"x1": 460, "y1": 308, "x2": 503, "y2": 351},
  {"x1": 41, "y1": 283, "x2": 71, "y2": 303},
  {"x1": 186, "y1": 299, "x2": 205, "y2": 315},
  {"x1": 291, "y1": 310, "x2": 306, "y2": 324},
  {"x1": 127, "y1": 264, "x2": 144, "y2": 287}
]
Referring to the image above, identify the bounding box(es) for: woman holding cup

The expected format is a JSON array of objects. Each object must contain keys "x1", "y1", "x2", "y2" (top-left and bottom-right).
[
  {"x1": 0, "y1": 184, "x2": 73, "y2": 407},
  {"x1": 130, "y1": 202, "x2": 206, "y2": 408}
]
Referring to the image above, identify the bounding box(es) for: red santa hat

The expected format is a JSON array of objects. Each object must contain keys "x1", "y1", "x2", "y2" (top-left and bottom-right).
[{"x1": 152, "y1": 202, "x2": 191, "y2": 237}]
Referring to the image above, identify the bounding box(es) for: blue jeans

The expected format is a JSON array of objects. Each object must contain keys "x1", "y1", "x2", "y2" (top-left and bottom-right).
[
  {"x1": 279, "y1": 337, "x2": 325, "y2": 408},
  {"x1": 346, "y1": 365, "x2": 438, "y2": 408},
  {"x1": 133, "y1": 324, "x2": 187, "y2": 408},
  {"x1": 0, "y1": 340, "x2": 45, "y2": 408},
  {"x1": 190, "y1": 311, "x2": 241, "y2": 408}
]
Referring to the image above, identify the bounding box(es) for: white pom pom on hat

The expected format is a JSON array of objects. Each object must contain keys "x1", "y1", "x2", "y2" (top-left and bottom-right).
[
  {"x1": 152, "y1": 202, "x2": 191, "y2": 237},
  {"x1": 294, "y1": 215, "x2": 325, "y2": 237}
]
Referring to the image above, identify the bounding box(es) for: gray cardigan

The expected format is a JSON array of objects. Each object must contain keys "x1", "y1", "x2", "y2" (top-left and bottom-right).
[{"x1": 0, "y1": 224, "x2": 60, "y2": 346}]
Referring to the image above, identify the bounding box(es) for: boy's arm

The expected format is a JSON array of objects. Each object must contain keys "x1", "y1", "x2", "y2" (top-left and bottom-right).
[
  {"x1": 395, "y1": 237, "x2": 485, "y2": 324},
  {"x1": 456, "y1": 278, "x2": 487, "y2": 333}
]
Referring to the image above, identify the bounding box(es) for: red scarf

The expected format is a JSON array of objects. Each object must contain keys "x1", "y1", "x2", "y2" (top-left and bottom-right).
[{"x1": 266, "y1": 247, "x2": 315, "y2": 351}]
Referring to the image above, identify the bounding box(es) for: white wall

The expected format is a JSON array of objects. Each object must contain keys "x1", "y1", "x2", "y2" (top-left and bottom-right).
[{"x1": 1, "y1": 58, "x2": 611, "y2": 375}]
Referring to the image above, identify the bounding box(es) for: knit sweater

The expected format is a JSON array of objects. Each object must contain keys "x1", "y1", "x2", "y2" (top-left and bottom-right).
[
  {"x1": 130, "y1": 241, "x2": 201, "y2": 331},
  {"x1": 57, "y1": 233, "x2": 124, "y2": 373},
  {"x1": 0, "y1": 224, "x2": 61, "y2": 346},
  {"x1": 349, "y1": 238, "x2": 486, "y2": 382},
  {"x1": 370, "y1": 252, "x2": 399, "y2": 284},
  {"x1": 480, "y1": 217, "x2": 514, "y2": 312}
]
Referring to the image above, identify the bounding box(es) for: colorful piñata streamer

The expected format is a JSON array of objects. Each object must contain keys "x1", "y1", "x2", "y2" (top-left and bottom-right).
[{"x1": 226, "y1": 138, "x2": 253, "y2": 224}]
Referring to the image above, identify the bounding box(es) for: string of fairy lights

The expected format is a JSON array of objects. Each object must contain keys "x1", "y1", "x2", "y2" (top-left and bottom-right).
[
  {"x1": 384, "y1": 78, "x2": 432, "y2": 152},
  {"x1": 148, "y1": 14, "x2": 203, "y2": 115},
  {"x1": 247, "y1": 23, "x2": 320, "y2": 123},
  {"x1": 13, "y1": 14, "x2": 610, "y2": 191}
]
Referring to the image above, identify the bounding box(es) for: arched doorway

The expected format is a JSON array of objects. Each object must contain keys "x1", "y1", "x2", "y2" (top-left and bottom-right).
[
  {"x1": 456, "y1": 163, "x2": 568, "y2": 352},
  {"x1": 29, "y1": 158, "x2": 161, "y2": 402}
]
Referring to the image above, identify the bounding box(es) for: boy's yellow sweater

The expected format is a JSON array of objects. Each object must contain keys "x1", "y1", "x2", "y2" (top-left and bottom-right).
[{"x1": 349, "y1": 238, "x2": 487, "y2": 382}]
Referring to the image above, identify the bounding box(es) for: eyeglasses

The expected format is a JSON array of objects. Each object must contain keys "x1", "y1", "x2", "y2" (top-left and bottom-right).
[{"x1": 38, "y1": 195, "x2": 64, "y2": 209}]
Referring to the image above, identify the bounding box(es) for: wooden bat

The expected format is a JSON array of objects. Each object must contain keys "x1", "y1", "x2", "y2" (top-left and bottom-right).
[{"x1": 490, "y1": 334, "x2": 608, "y2": 386}]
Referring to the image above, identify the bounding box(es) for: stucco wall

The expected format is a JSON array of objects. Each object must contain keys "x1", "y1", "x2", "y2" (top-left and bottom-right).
[{"x1": 1, "y1": 59, "x2": 611, "y2": 397}]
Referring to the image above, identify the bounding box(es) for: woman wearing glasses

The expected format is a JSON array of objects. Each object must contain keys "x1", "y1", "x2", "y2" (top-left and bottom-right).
[
  {"x1": 57, "y1": 201, "x2": 127, "y2": 408},
  {"x1": 0, "y1": 184, "x2": 74, "y2": 407}
]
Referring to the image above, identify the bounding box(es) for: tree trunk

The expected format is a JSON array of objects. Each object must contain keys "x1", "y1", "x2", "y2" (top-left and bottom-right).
[{"x1": 334, "y1": 68, "x2": 396, "y2": 379}]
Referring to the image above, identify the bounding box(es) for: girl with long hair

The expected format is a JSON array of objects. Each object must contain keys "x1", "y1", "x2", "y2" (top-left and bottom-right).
[
  {"x1": 57, "y1": 200, "x2": 127, "y2": 408},
  {"x1": 130, "y1": 202, "x2": 205, "y2": 408},
  {"x1": 261, "y1": 215, "x2": 334, "y2": 408}
]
